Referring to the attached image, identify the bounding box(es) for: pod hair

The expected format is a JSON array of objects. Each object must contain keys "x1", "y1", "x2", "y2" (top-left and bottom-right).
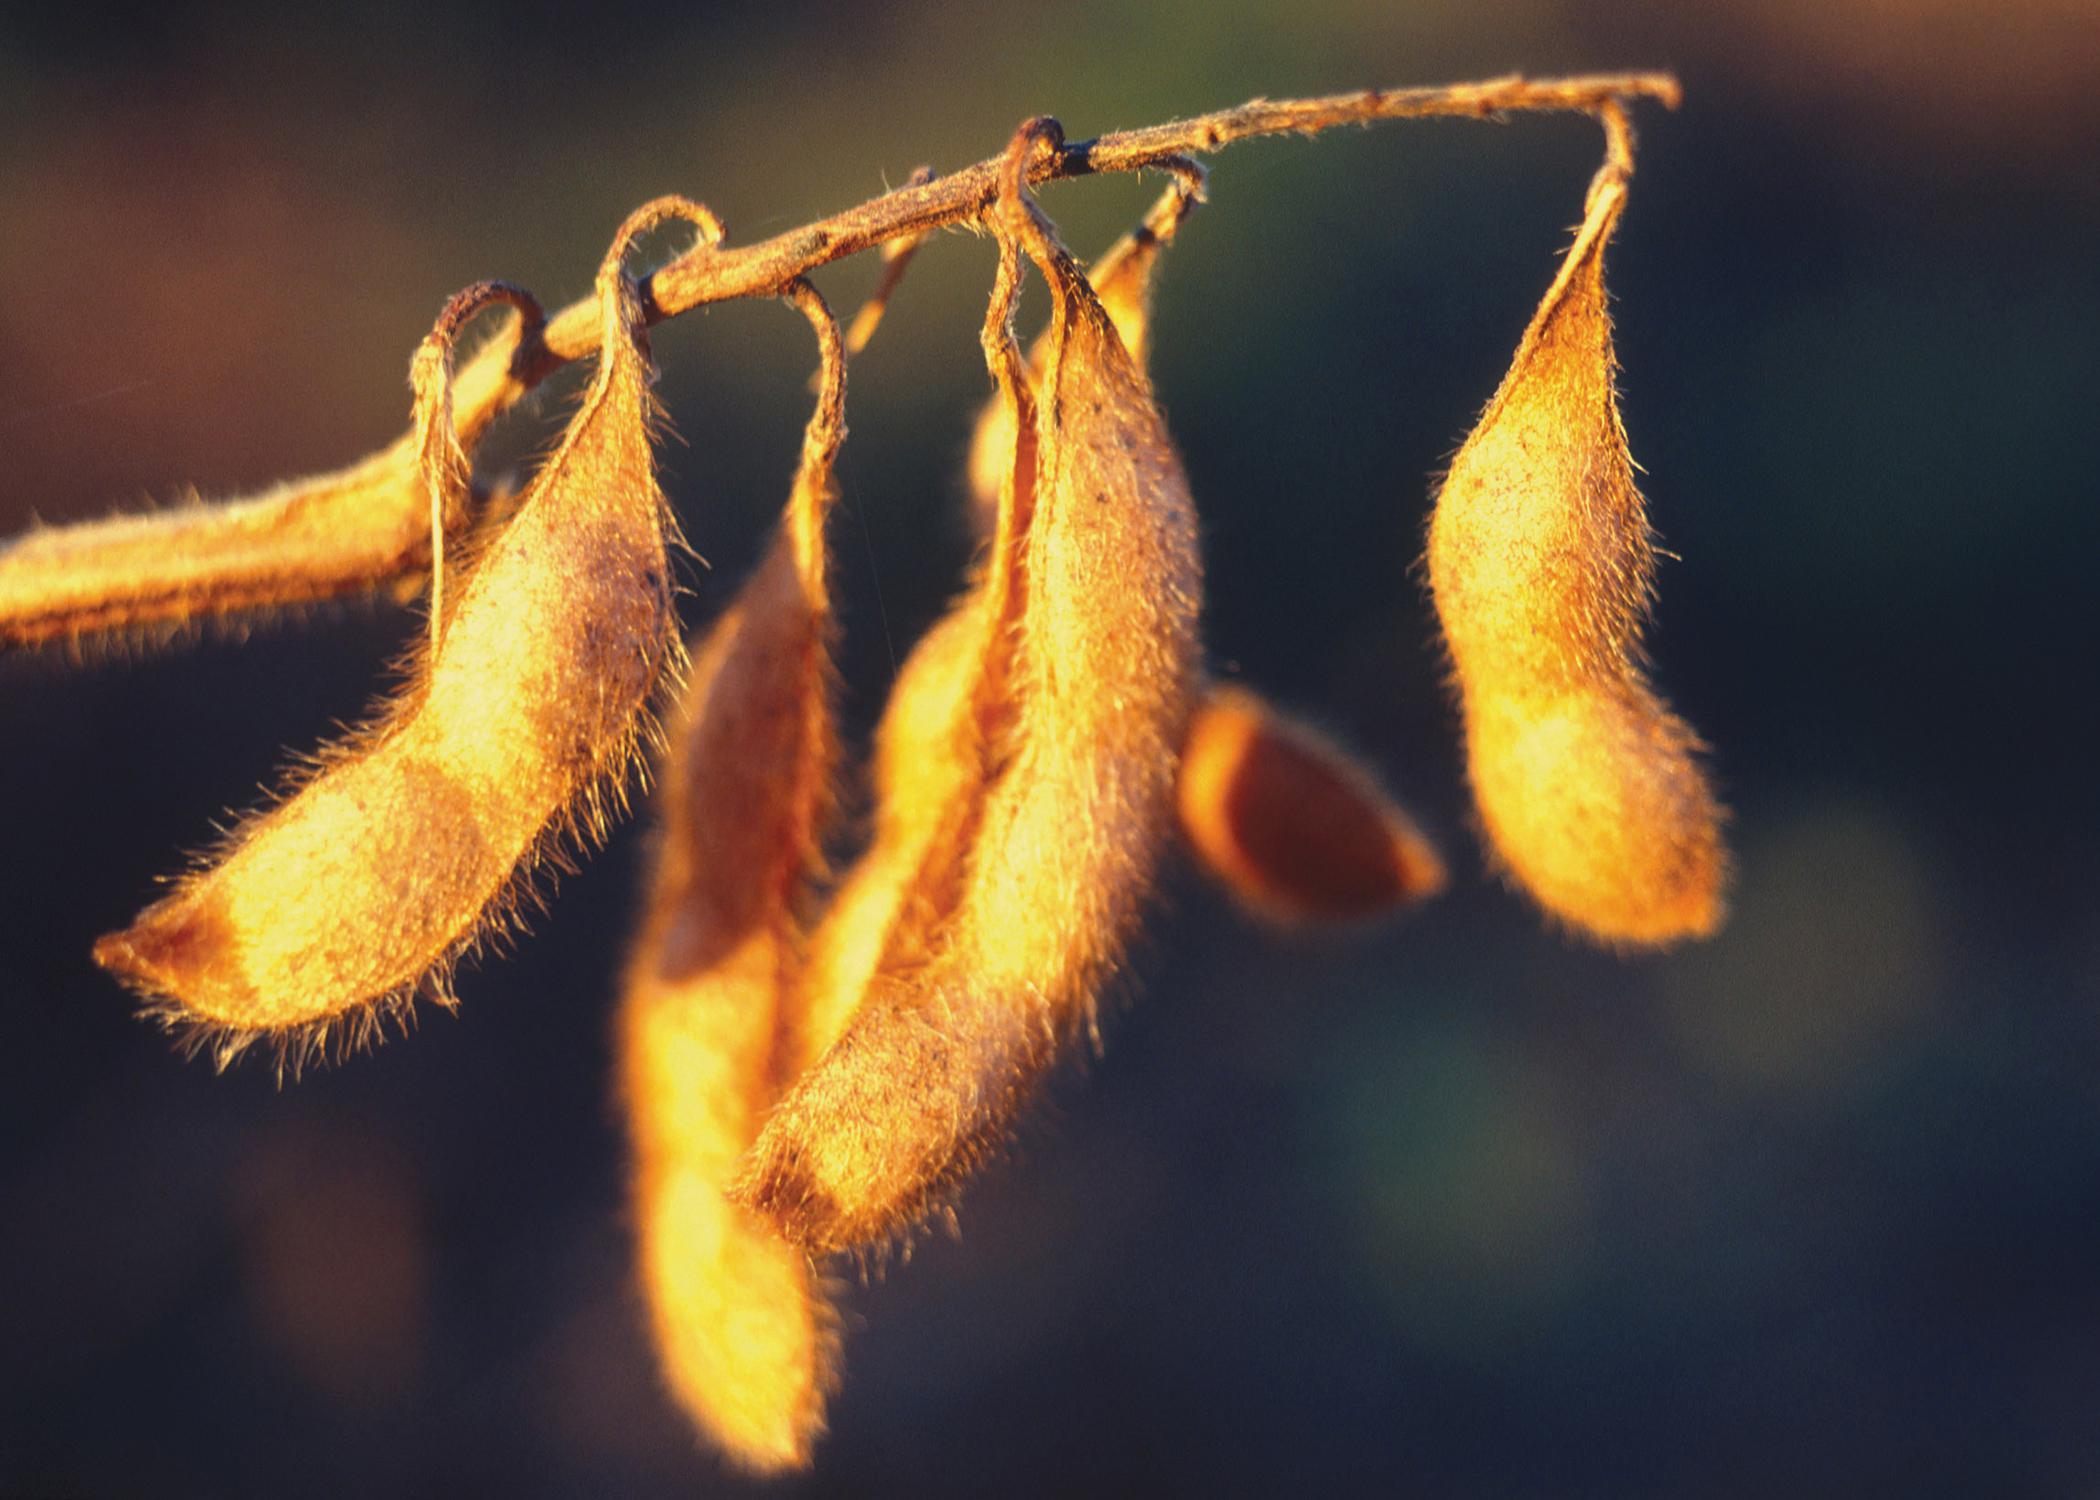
[
  {"x1": 1426, "y1": 111, "x2": 1727, "y2": 947},
  {"x1": 618, "y1": 276, "x2": 847, "y2": 1473},
  {"x1": 734, "y1": 119, "x2": 1204, "y2": 1254},
  {"x1": 93, "y1": 199, "x2": 710, "y2": 1069},
  {"x1": 1177, "y1": 682, "x2": 1445, "y2": 927}
]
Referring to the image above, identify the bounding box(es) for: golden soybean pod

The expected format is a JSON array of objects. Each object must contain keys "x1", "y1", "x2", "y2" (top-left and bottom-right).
[
  {"x1": 94, "y1": 200, "x2": 703, "y2": 1064},
  {"x1": 1427, "y1": 166, "x2": 1726, "y2": 946},
  {"x1": 618, "y1": 277, "x2": 848, "y2": 1473},
  {"x1": 962, "y1": 167, "x2": 1449, "y2": 931},
  {"x1": 735, "y1": 121, "x2": 1203, "y2": 1253}
]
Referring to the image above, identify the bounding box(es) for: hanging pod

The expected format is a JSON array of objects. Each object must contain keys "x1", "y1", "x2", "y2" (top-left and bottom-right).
[
  {"x1": 1177, "y1": 684, "x2": 1446, "y2": 926},
  {"x1": 734, "y1": 119, "x2": 1204, "y2": 1254},
  {"x1": 1426, "y1": 126, "x2": 1726, "y2": 947},
  {"x1": 94, "y1": 199, "x2": 708, "y2": 1066},
  {"x1": 617, "y1": 275, "x2": 851, "y2": 1474},
  {"x1": 959, "y1": 172, "x2": 1441, "y2": 933}
]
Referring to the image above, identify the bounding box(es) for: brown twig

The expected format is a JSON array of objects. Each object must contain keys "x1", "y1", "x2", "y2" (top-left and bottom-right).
[
  {"x1": 1, "y1": 72, "x2": 1677, "y2": 651},
  {"x1": 469, "y1": 72, "x2": 1679, "y2": 414}
]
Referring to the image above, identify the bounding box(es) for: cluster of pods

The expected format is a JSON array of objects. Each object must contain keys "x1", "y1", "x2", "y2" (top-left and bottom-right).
[{"x1": 71, "y1": 112, "x2": 1723, "y2": 1469}]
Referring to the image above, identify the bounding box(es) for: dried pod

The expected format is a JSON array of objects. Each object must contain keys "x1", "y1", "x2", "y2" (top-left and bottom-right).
[
  {"x1": 618, "y1": 277, "x2": 846, "y2": 1472},
  {"x1": 735, "y1": 119, "x2": 1203, "y2": 1253},
  {"x1": 1426, "y1": 152, "x2": 1726, "y2": 945},
  {"x1": 94, "y1": 200, "x2": 706, "y2": 1066},
  {"x1": 1177, "y1": 683, "x2": 1445, "y2": 925},
  {"x1": 0, "y1": 304, "x2": 546, "y2": 650},
  {"x1": 964, "y1": 164, "x2": 1202, "y2": 532}
]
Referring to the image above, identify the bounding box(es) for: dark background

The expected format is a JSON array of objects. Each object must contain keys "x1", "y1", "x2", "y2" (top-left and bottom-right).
[{"x1": 3, "y1": 1, "x2": 2097, "y2": 1494}]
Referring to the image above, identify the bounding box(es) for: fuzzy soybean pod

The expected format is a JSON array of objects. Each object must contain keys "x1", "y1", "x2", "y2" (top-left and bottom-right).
[
  {"x1": 960, "y1": 177, "x2": 1445, "y2": 930},
  {"x1": 618, "y1": 277, "x2": 850, "y2": 1473},
  {"x1": 625, "y1": 229, "x2": 1030, "y2": 1453},
  {"x1": 735, "y1": 119, "x2": 1204, "y2": 1253},
  {"x1": 958, "y1": 176, "x2": 1447, "y2": 930},
  {"x1": 1177, "y1": 683, "x2": 1446, "y2": 926},
  {"x1": 94, "y1": 199, "x2": 707, "y2": 1067},
  {"x1": 1426, "y1": 136, "x2": 1726, "y2": 946}
]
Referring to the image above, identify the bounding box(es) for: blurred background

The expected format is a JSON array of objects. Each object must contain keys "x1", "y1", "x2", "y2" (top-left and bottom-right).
[{"x1": 3, "y1": 0, "x2": 2097, "y2": 1494}]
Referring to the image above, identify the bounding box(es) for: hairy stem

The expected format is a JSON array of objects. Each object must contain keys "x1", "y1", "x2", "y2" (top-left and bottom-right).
[
  {"x1": 3, "y1": 72, "x2": 1676, "y2": 650},
  {"x1": 471, "y1": 72, "x2": 1679, "y2": 413}
]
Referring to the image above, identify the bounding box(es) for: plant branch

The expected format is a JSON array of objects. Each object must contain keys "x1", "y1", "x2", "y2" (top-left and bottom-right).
[
  {"x1": 469, "y1": 72, "x2": 1679, "y2": 414},
  {"x1": 2, "y1": 71, "x2": 1677, "y2": 651}
]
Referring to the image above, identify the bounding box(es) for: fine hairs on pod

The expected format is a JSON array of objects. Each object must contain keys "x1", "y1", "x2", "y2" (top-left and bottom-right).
[
  {"x1": 773, "y1": 166, "x2": 1210, "y2": 1153},
  {"x1": 618, "y1": 271, "x2": 849, "y2": 1473},
  {"x1": 733, "y1": 119, "x2": 1205, "y2": 1253},
  {"x1": 1426, "y1": 107, "x2": 1726, "y2": 947},
  {"x1": 94, "y1": 199, "x2": 702, "y2": 1068}
]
